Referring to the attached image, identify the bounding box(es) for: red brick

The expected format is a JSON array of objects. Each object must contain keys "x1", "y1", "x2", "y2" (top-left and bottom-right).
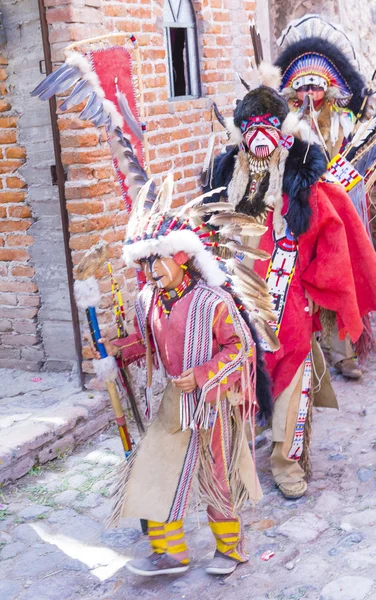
[
  {"x1": 0, "y1": 160, "x2": 24, "y2": 174},
  {"x1": 104, "y1": 198, "x2": 123, "y2": 212},
  {"x1": 0, "y1": 116, "x2": 18, "y2": 128},
  {"x1": 150, "y1": 160, "x2": 173, "y2": 174},
  {"x1": 60, "y1": 131, "x2": 99, "y2": 148},
  {"x1": 69, "y1": 232, "x2": 101, "y2": 251},
  {"x1": 93, "y1": 166, "x2": 114, "y2": 180},
  {"x1": 176, "y1": 179, "x2": 197, "y2": 193},
  {"x1": 6, "y1": 234, "x2": 34, "y2": 247},
  {"x1": 102, "y1": 229, "x2": 125, "y2": 244},
  {"x1": 5, "y1": 147, "x2": 26, "y2": 159},
  {"x1": 0, "y1": 130, "x2": 17, "y2": 144},
  {"x1": 0, "y1": 248, "x2": 30, "y2": 261},
  {"x1": 66, "y1": 200, "x2": 104, "y2": 215},
  {"x1": 46, "y1": 6, "x2": 102, "y2": 24},
  {"x1": 0, "y1": 191, "x2": 27, "y2": 203},
  {"x1": 148, "y1": 132, "x2": 171, "y2": 146},
  {"x1": 48, "y1": 25, "x2": 73, "y2": 43},
  {"x1": 62, "y1": 148, "x2": 111, "y2": 165},
  {"x1": 2, "y1": 333, "x2": 38, "y2": 347},
  {"x1": 0, "y1": 206, "x2": 5, "y2": 218},
  {"x1": 57, "y1": 117, "x2": 93, "y2": 130},
  {"x1": 114, "y1": 211, "x2": 129, "y2": 227},
  {"x1": 69, "y1": 215, "x2": 114, "y2": 233},
  {"x1": 7, "y1": 206, "x2": 32, "y2": 218},
  {"x1": 175, "y1": 155, "x2": 194, "y2": 168},
  {"x1": 104, "y1": 5, "x2": 128, "y2": 16},
  {"x1": 17, "y1": 295, "x2": 40, "y2": 307},
  {"x1": 0, "y1": 55, "x2": 8, "y2": 66},
  {"x1": 180, "y1": 140, "x2": 200, "y2": 153},
  {"x1": 12, "y1": 320, "x2": 38, "y2": 334},
  {"x1": 0, "y1": 69, "x2": 7, "y2": 82},
  {"x1": 6, "y1": 177, "x2": 26, "y2": 189},
  {"x1": 65, "y1": 181, "x2": 114, "y2": 200},
  {"x1": 0, "y1": 293, "x2": 17, "y2": 306},
  {"x1": 0, "y1": 280, "x2": 38, "y2": 293},
  {"x1": 11, "y1": 265, "x2": 35, "y2": 277},
  {"x1": 0, "y1": 306, "x2": 37, "y2": 319}
]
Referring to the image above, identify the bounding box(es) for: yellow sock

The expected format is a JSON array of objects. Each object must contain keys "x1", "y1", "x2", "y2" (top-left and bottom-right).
[
  {"x1": 165, "y1": 520, "x2": 190, "y2": 564},
  {"x1": 209, "y1": 519, "x2": 247, "y2": 562},
  {"x1": 147, "y1": 520, "x2": 167, "y2": 554}
]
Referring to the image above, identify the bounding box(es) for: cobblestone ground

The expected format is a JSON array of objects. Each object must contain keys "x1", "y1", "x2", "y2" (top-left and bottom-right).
[{"x1": 1, "y1": 354, "x2": 376, "y2": 600}]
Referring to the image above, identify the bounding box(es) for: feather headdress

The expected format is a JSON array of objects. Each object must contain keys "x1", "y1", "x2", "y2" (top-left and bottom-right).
[{"x1": 123, "y1": 173, "x2": 279, "y2": 351}]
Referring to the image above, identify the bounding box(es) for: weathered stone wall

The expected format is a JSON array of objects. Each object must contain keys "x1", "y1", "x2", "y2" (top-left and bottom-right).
[
  {"x1": 0, "y1": 0, "x2": 77, "y2": 372},
  {"x1": 269, "y1": 0, "x2": 376, "y2": 79}
]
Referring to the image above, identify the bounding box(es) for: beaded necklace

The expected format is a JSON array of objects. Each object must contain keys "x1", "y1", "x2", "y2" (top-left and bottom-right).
[{"x1": 156, "y1": 270, "x2": 193, "y2": 316}]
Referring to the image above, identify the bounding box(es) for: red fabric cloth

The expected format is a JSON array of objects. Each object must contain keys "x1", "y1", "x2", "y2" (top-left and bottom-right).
[
  {"x1": 116, "y1": 292, "x2": 245, "y2": 403},
  {"x1": 253, "y1": 181, "x2": 376, "y2": 399}
]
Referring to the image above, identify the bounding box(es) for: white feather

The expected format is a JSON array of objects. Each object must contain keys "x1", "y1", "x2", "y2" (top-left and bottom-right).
[{"x1": 66, "y1": 52, "x2": 123, "y2": 129}]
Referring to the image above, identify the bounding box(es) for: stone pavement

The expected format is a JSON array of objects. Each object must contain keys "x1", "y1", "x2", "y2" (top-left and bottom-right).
[
  {"x1": 1, "y1": 354, "x2": 376, "y2": 600},
  {"x1": 0, "y1": 369, "x2": 113, "y2": 485}
]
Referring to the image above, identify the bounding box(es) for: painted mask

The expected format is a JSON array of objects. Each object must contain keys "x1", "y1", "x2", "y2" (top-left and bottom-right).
[{"x1": 244, "y1": 126, "x2": 280, "y2": 158}]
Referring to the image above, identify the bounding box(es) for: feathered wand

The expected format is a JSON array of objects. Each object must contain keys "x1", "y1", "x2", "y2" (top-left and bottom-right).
[{"x1": 74, "y1": 242, "x2": 133, "y2": 457}]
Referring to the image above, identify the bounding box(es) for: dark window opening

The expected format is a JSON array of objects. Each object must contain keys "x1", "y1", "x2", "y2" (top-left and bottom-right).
[
  {"x1": 164, "y1": 0, "x2": 200, "y2": 100},
  {"x1": 168, "y1": 28, "x2": 191, "y2": 97}
]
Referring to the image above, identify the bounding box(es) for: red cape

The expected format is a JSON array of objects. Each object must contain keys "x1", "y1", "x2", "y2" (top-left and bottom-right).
[{"x1": 254, "y1": 182, "x2": 376, "y2": 399}]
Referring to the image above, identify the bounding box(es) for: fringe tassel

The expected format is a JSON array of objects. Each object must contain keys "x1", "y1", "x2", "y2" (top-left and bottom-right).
[
  {"x1": 145, "y1": 386, "x2": 153, "y2": 419},
  {"x1": 107, "y1": 442, "x2": 142, "y2": 529},
  {"x1": 355, "y1": 314, "x2": 375, "y2": 365},
  {"x1": 320, "y1": 308, "x2": 337, "y2": 350},
  {"x1": 299, "y1": 392, "x2": 313, "y2": 481}
]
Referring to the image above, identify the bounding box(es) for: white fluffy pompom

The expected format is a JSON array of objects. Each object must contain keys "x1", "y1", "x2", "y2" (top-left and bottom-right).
[
  {"x1": 93, "y1": 356, "x2": 118, "y2": 382},
  {"x1": 258, "y1": 62, "x2": 282, "y2": 90},
  {"x1": 74, "y1": 277, "x2": 101, "y2": 310}
]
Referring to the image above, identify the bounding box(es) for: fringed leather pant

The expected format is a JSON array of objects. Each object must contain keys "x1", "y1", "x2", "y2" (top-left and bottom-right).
[{"x1": 147, "y1": 401, "x2": 248, "y2": 564}]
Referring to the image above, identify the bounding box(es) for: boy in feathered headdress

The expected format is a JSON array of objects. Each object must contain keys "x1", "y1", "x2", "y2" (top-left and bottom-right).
[
  {"x1": 101, "y1": 174, "x2": 276, "y2": 577},
  {"x1": 204, "y1": 61, "x2": 376, "y2": 500}
]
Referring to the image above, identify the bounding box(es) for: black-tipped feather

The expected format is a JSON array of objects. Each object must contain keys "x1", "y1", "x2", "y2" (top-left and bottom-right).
[
  {"x1": 59, "y1": 79, "x2": 92, "y2": 111},
  {"x1": 31, "y1": 63, "x2": 71, "y2": 97}
]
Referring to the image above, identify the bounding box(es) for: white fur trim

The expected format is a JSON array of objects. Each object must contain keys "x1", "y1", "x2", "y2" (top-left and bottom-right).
[
  {"x1": 258, "y1": 62, "x2": 282, "y2": 90},
  {"x1": 225, "y1": 116, "x2": 243, "y2": 145},
  {"x1": 74, "y1": 277, "x2": 101, "y2": 310},
  {"x1": 298, "y1": 120, "x2": 321, "y2": 146},
  {"x1": 281, "y1": 111, "x2": 300, "y2": 135},
  {"x1": 123, "y1": 230, "x2": 226, "y2": 287},
  {"x1": 65, "y1": 52, "x2": 123, "y2": 129},
  {"x1": 93, "y1": 356, "x2": 118, "y2": 382}
]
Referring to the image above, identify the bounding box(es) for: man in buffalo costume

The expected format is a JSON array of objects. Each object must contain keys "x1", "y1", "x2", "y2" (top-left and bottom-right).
[
  {"x1": 204, "y1": 64, "x2": 376, "y2": 499},
  {"x1": 275, "y1": 14, "x2": 376, "y2": 379}
]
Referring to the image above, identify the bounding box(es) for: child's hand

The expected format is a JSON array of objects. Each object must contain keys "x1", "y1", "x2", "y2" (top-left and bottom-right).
[
  {"x1": 86, "y1": 336, "x2": 119, "y2": 359},
  {"x1": 172, "y1": 368, "x2": 197, "y2": 393}
]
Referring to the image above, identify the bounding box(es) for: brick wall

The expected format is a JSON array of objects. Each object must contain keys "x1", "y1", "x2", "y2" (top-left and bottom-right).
[
  {"x1": 0, "y1": 50, "x2": 42, "y2": 370},
  {"x1": 40, "y1": 0, "x2": 257, "y2": 383}
]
